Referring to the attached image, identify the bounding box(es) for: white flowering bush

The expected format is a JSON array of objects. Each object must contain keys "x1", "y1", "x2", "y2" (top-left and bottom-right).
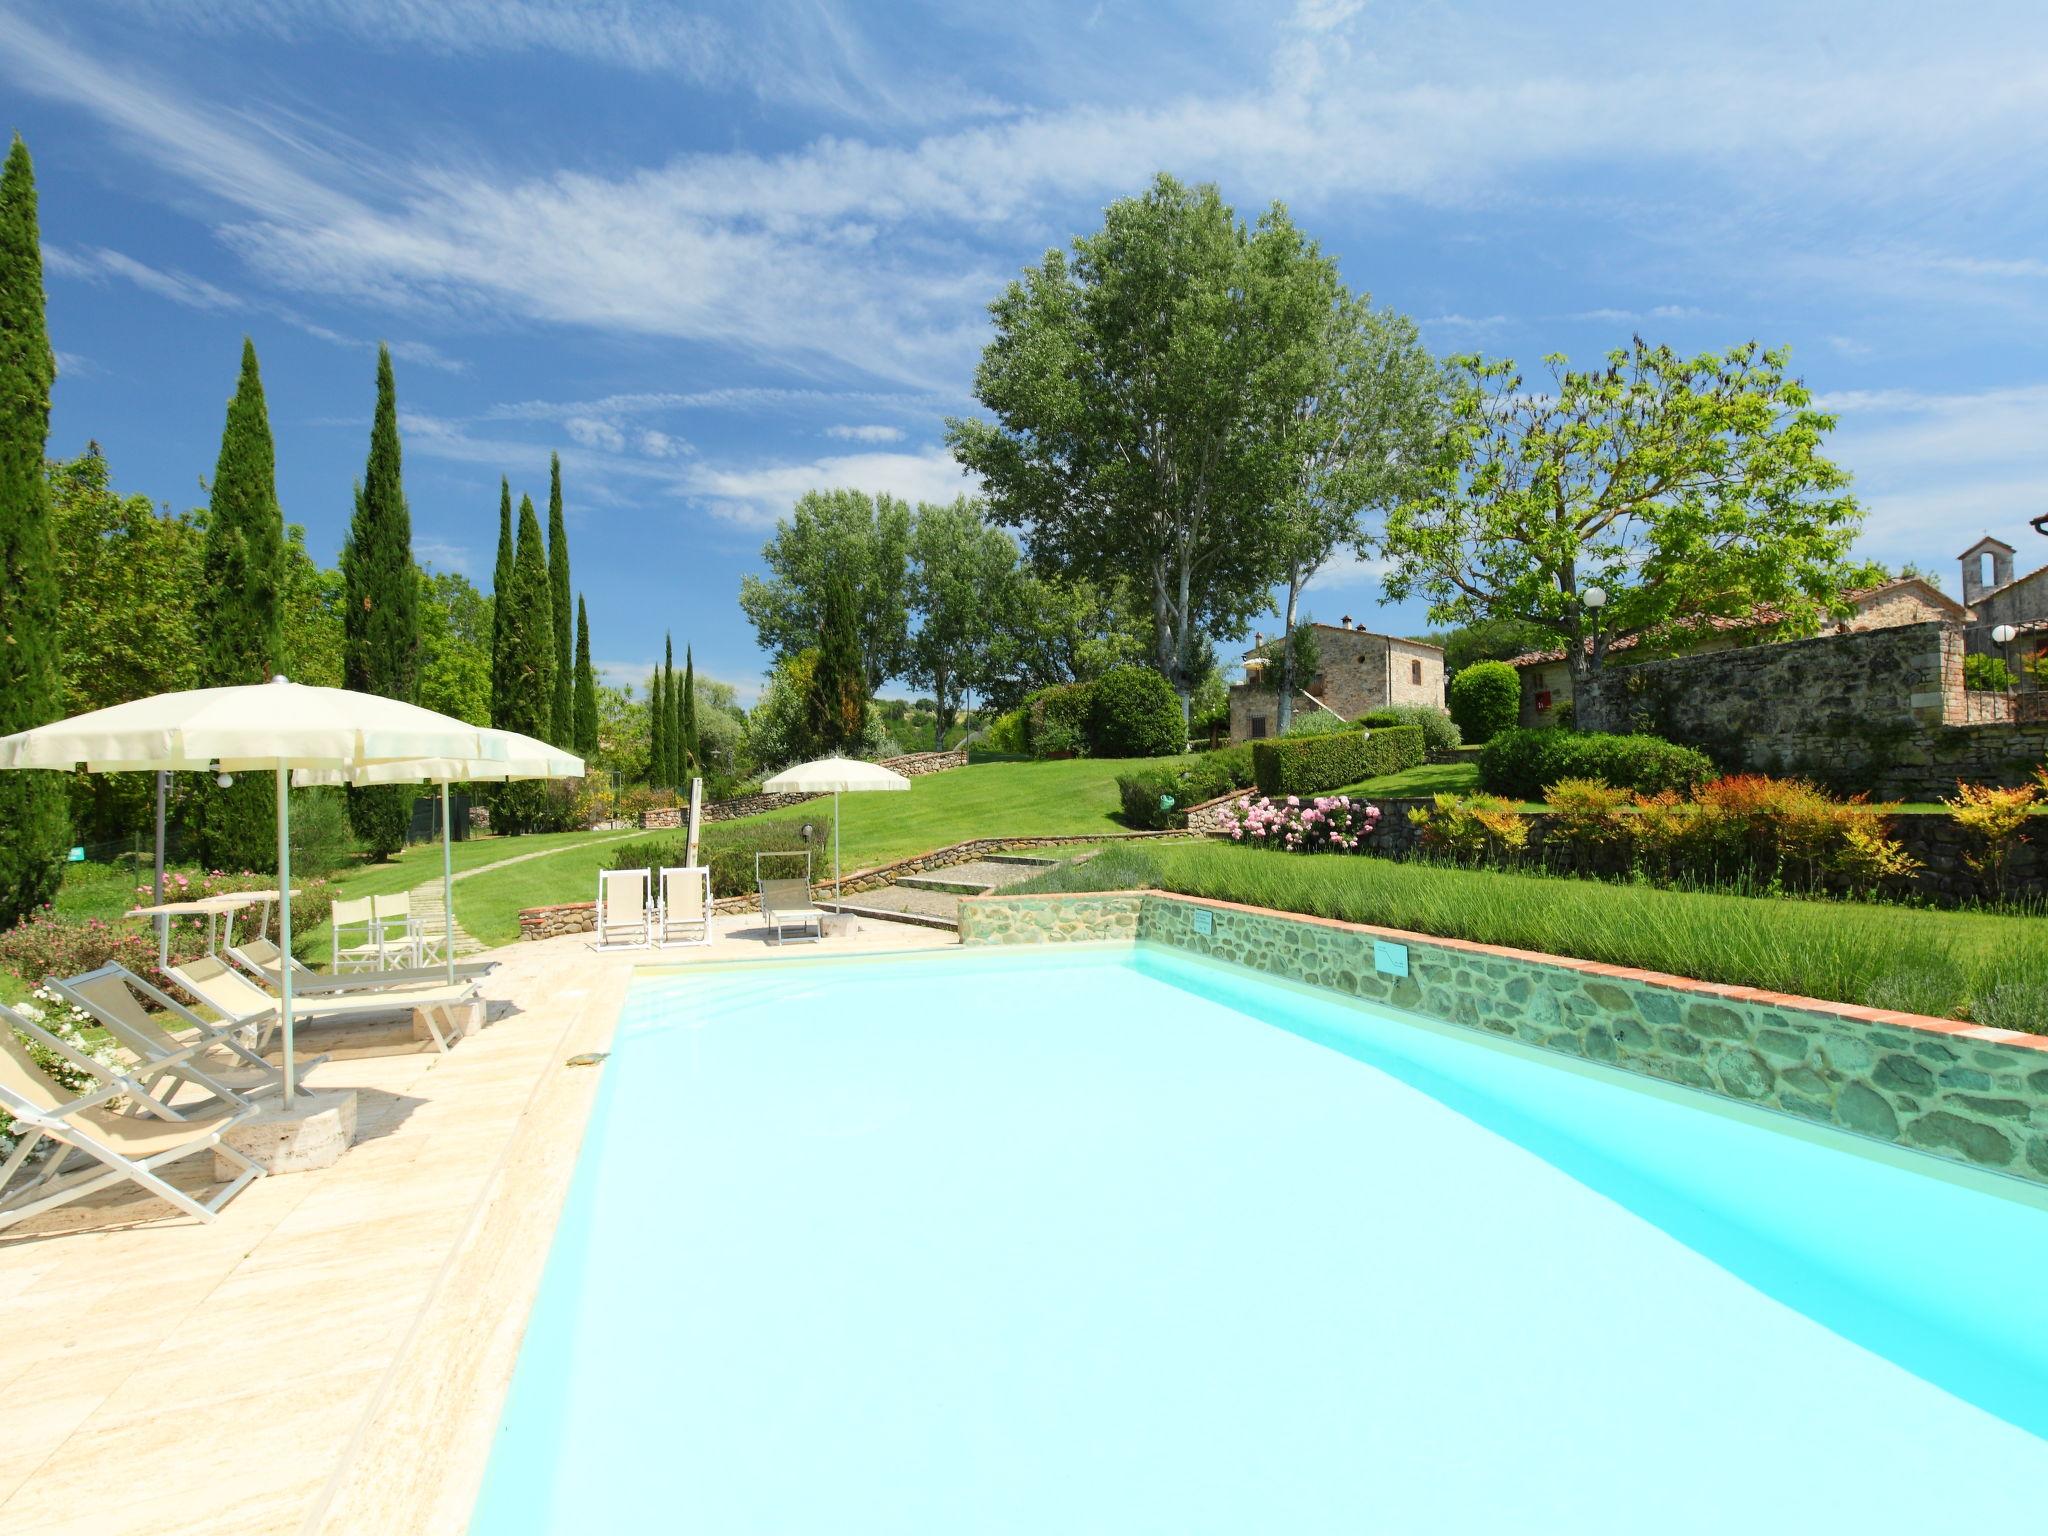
[
  {"x1": 0, "y1": 987, "x2": 124, "y2": 1160},
  {"x1": 1224, "y1": 793, "x2": 1383, "y2": 853}
]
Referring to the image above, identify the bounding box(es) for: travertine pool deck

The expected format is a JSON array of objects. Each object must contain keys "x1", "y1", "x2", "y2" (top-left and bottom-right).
[{"x1": 0, "y1": 912, "x2": 954, "y2": 1536}]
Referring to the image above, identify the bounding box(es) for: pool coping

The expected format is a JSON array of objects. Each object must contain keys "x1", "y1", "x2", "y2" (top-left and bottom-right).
[{"x1": 965, "y1": 887, "x2": 2048, "y2": 1053}]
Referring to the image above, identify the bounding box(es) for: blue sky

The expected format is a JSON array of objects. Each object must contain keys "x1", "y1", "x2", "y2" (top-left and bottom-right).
[{"x1": 6, "y1": 0, "x2": 2048, "y2": 701}]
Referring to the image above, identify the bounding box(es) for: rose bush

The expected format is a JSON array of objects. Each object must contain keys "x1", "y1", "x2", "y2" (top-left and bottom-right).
[{"x1": 1224, "y1": 793, "x2": 1382, "y2": 853}]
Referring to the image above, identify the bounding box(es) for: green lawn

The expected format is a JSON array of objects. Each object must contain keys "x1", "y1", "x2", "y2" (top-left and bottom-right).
[
  {"x1": 452, "y1": 757, "x2": 1192, "y2": 946},
  {"x1": 1008, "y1": 840, "x2": 2044, "y2": 1027},
  {"x1": 1339, "y1": 759, "x2": 1482, "y2": 798}
]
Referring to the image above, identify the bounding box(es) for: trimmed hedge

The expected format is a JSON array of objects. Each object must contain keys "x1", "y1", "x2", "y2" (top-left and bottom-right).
[
  {"x1": 1448, "y1": 661, "x2": 1520, "y2": 743},
  {"x1": 1089, "y1": 665, "x2": 1185, "y2": 757},
  {"x1": 1361, "y1": 704, "x2": 1461, "y2": 754},
  {"x1": 1252, "y1": 725, "x2": 1424, "y2": 798},
  {"x1": 1478, "y1": 727, "x2": 1715, "y2": 799}
]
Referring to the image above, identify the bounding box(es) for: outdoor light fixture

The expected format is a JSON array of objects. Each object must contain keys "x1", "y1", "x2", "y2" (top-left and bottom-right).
[
  {"x1": 209, "y1": 761, "x2": 234, "y2": 788},
  {"x1": 1581, "y1": 586, "x2": 1608, "y2": 609},
  {"x1": 1993, "y1": 624, "x2": 2018, "y2": 644}
]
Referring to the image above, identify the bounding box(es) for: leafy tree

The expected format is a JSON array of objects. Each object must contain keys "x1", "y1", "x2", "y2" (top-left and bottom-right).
[
  {"x1": 1264, "y1": 292, "x2": 1438, "y2": 732},
  {"x1": 805, "y1": 567, "x2": 868, "y2": 755},
  {"x1": 738, "y1": 489, "x2": 911, "y2": 692},
  {"x1": 546, "y1": 453, "x2": 573, "y2": 746},
  {"x1": 1412, "y1": 616, "x2": 1556, "y2": 675},
  {"x1": 649, "y1": 653, "x2": 667, "y2": 790},
  {"x1": 489, "y1": 476, "x2": 513, "y2": 728},
  {"x1": 493, "y1": 495, "x2": 556, "y2": 830},
  {"x1": 340, "y1": 345, "x2": 422, "y2": 855},
  {"x1": 1379, "y1": 340, "x2": 1861, "y2": 730},
  {"x1": 49, "y1": 446, "x2": 202, "y2": 844},
  {"x1": 0, "y1": 136, "x2": 67, "y2": 919},
  {"x1": 194, "y1": 337, "x2": 290, "y2": 869},
  {"x1": 281, "y1": 530, "x2": 344, "y2": 688},
  {"x1": 907, "y1": 498, "x2": 1021, "y2": 748},
  {"x1": 680, "y1": 646, "x2": 698, "y2": 775},
  {"x1": 417, "y1": 570, "x2": 493, "y2": 726},
  {"x1": 981, "y1": 573, "x2": 1149, "y2": 710},
  {"x1": 750, "y1": 650, "x2": 820, "y2": 770},
  {"x1": 573, "y1": 596, "x2": 599, "y2": 758},
  {"x1": 950, "y1": 174, "x2": 1341, "y2": 718}
]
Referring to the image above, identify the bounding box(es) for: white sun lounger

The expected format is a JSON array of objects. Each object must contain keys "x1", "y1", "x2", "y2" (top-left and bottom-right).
[
  {"x1": 0, "y1": 1008, "x2": 265, "y2": 1232},
  {"x1": 597, "y1": 868, "x2": 653, "y2": 950},
  {"x1": 757, "y1": 876, "x2": 826, "y2": 944},
  {"x1": 46, "y1": 963, "x2": 315, "y2": 1108},
  {"x1": 656, "y1": 866, "x2": 713, "y2": 948},
  {"x1": 166, "y1": 954, "x2": 483, "y2": 1055},
  {"x1": 226, "y1": 935, "x2": 497, "y2": 993}
]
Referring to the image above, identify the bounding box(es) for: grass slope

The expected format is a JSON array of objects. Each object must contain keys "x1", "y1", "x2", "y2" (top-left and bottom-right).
[
  {"x1": 1010, "y1": 841, "x2": 2044, "y2": 1028},
  {"x1": 452, "y1": 758, "x2": 1183, "y2": 946}
]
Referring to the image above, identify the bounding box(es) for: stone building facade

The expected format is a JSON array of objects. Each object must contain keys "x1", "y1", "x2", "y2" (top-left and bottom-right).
[
  {"x1": 1509, "y1": 578, "x2": 1968, "y2": 728},
  {"x1": 1960, "y1": 534, "x2": 2048, "y2": 684},
  {"x1": 1227, "y1": 622, "x2": 1444, "y2": 742},
  {"x1": 1573, "y1": 620, "x2": 2048, "y2": 798}
]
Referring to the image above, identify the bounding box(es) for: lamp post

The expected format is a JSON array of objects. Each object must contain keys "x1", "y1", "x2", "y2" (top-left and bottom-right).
[{"x1": 1576, "y1": 585, "x2": 1608, "y2": 731}]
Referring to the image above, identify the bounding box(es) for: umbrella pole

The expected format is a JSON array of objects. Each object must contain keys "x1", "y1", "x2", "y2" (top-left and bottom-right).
[
  {"x1": 441, "y1": 782, "x2": 456, "y2": 988},
  {"x1": 834, "y1": 789, "x2": 842, "y2": 900},
  {"x1": 275, "y1": 765, "x2": 296, "y2": 1109}
]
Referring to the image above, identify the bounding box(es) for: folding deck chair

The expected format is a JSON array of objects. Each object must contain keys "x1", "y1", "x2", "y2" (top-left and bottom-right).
[
  {"x1": 46, "y1": 964, "x2": 313, "y2": 1108},
  {"x1": 597, "y1": 868, "x2": 653, "y2": 950},
  {"x1": 656, "y1": 866, "x2": 714, "y2": 948}
]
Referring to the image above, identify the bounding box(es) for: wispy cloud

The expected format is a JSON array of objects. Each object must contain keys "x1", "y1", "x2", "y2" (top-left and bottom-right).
[
  {"x1": 825, "y1": 424, "x2": 906, "y2": 443},
  {"x1": 413, "y1": 538, "x2": 473, "y2": 574},
  {"x1": 687, "y1": 447, "x2": 976, "y2": 527}
]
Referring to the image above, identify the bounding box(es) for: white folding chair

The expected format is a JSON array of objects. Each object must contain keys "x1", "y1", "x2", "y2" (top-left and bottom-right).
[
  {"x1": 656, "y1": 866, "x2": 714, "y2": 948},
  {"x1": 596, "y1": 868, "x2": 653, "y2": 950}
]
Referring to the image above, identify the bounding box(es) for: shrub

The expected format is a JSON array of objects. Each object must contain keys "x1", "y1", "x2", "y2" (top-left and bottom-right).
[
  {"x1": 1409, "y1": 793, "x2": 1530, "y2": 863},
  {"x1": 1087, "y1": 665, "x2": 1185, "y2": 758},
  {"x1": 1543, "y1": 777, "x2": 1635, "y2": 866},
  {"x1": 1180, "y1": 745, "x2": 1255, "y2": 803},
  {"x1": 1943, "y1": 780, "x2": 2038, "y2": 898},
  {"x1": 1026, "y1": 681, "x2": 1095, "y2": 757},
  {"x1": 1963, "y1": 653, "x2": 2016, "y2": 692},
  {"x1": 1360, "y1": 704, "x2": 1462, "y2": 754},
  {"x1": 1282, "y1": 710, "x2": 1352, "y2": 737},
  {"x1": 1479, "y1": 727, "x2": 1714, "y2": 799},
  {"x1": 1252, "y1": 725, "x2": 1424, "y2": 798},
  {"x1": 608, "y1": 813, "x2": 835, "y2": 899},
  {"x1": 981, "y1": 707, "x2": 1028, "y2": 756},
  {"x1": 0, "y1": 909, "x2": 157, "y2": 987},
  {"x1": 1447, "y1": 660, "x2": 1521, "y2": 743},
  {"x1": 1116, "y1": 769, "x2": 1187, "y2": 829},
  {"x1": 1223, "y1": 793, "x2": 1381, "y2": 853}
]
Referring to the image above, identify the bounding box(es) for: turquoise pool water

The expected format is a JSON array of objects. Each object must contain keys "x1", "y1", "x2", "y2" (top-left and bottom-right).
[{"x1": 472, "y1": 944, "x2": 2048, "y2": 1532}]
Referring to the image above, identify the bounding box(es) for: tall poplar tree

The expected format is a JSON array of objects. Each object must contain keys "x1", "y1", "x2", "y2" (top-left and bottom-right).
[
  {"x1": 573, "y1": 595, "x2": 599, "y2": 758},
  {"x1": 340, "y1": 345, "x2": 421, "y2": 856},
  {"x1": 196, "y1": 337, "x2": 288, "y2": 869},
  {"x1": 489, "y1": 476, "x2": 513, "y2": 728},
  {"x1": 495, "y1": 494, "x2": 556, "y2": 829},
  {"x1": 546, "y1": 453, "x2": 573, "y2": 746},
  {"x1": 0, "y1": 136, "x2": 67, "y2": 921},
  {"x1": 681, "y1": 647, "x2": 699, "y2": 777},
  {"x1": 649, "y1": 655, "x2": 667, "y2": 789}
]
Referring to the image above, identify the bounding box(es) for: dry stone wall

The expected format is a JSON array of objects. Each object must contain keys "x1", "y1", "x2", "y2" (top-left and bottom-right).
[{"x1": 960, "y1": 890, "x2": 2048, "y2": 1188}]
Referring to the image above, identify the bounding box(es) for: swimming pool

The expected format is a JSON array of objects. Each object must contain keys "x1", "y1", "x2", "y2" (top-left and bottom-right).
[{"x1": 472, "y1": 943, "x2": 2048, "y2": 1532}]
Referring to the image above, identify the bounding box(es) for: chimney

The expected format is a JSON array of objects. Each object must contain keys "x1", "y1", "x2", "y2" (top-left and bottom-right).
[{"x1": 1340, "y1": 614, "x2": 1352, "y2": 628}]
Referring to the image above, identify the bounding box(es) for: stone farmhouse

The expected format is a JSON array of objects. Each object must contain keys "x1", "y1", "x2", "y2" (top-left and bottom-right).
[
  {"x1": 1506, "y1": 548, "x2": 2048, "y2": 728},
  {"x1": 1228, "y1": 619, "x2": 1444, "y2": 742}
]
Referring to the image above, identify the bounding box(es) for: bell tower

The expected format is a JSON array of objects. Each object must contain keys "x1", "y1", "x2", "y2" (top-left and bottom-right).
[{"x1": 1959, "y1": 535, "x2": 2015, "y2": 607}]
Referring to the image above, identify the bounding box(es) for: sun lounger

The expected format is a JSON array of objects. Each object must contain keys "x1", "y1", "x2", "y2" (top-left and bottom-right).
[
  {"x1": 757, "y1": 876, "x2": 826, "y2": 944},
  {"x1": 598, "y1": 868, "x2": 653, "y2": 950},
  {"x1": 46, "y1": 964, "x2": 314, "y2": 1108},
  {"x1": 656, "y1": 866, "x2": 713, "y2": 948},
  {"x1": 0, "y1": 1008, "x2": 264, "y2": 1232},
  {"x1": 226, "y1": 936, "x2": 496, "y2": 993},
  {"x1": 166, "y1": 954, "x2": 483, "y2": 1055}
]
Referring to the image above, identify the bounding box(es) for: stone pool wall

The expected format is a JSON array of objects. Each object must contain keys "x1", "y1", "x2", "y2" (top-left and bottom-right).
[{"x1": 959, "y1": 889, "x2": 2048, "y2": 1187}]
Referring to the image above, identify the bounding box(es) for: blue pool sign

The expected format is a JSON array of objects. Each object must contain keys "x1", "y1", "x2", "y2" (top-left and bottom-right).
[
  {"x1": 67, "y1": 846, "x2": 85, "y2": 863},
  {"x1": 1373, "y1": 940, "x2": 1408, "y2": 977},
  {"x1": 1192, "y1": 909, "x2": 1214, "y2": 936}
]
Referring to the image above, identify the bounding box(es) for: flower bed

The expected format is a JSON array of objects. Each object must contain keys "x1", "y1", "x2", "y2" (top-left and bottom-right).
[{"x1": 1224, "y1": 793, "x2": 1382, "y2": 853}]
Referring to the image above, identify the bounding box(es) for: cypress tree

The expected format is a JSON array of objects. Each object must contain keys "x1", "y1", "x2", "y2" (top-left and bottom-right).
[
  {"x1": 573, "y1": 595, "x2": 599, "y2": 758},
  {"x1": 494, "y1": 495, "x2": 556, "y2": 830},
  {"x1": 806, "y1": 566, "x2": 867, "y2": 756},
  {"x1": 665, "y1": 634, "x2": 682, "y2": 787},
  {"x1": 196, "y1": 337, "x2": 288, "y2": 870},
  {"x1": 489, "y1": 476, "x2": 513, "y2": 728},
  {"x1": 681, "y1": 646, "x2": 699, "y2": 777},
  {"x1": 340, "y1": 345, "x2": 422, "y2": 856},
  {"x1": 649, "y1": 656, "x2": 666, "y2": 790},
  {"x1": 546, "y1": 453, "x2": 573, "y2": 746},
  {"x1": 0, "y1": 136, "x2": 67, "y2": 921}
]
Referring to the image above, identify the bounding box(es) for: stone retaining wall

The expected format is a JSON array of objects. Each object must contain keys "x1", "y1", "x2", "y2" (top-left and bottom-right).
[
  {"x1": 880, "y1": 749, "x2": 970, "y2": 776},
  {"x1": 959, "y1": 890, "x2": 2048, "y2": 1187}
]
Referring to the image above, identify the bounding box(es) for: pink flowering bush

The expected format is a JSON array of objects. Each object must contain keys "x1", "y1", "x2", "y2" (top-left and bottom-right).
[{"x1": 1223, "y1": 793, "x2": 1382, "y2": 853}]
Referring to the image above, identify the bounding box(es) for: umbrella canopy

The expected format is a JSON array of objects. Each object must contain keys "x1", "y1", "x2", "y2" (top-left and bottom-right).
[
  {"x1": 294, "y1": 729, "x2": 584, "y2": 986},
  {"x1": 0, "y1": 676, "x2": 508, "y2": 1108},
  {"x1": 0, "y1": 678, "x2": 500, "y2": 772},
  {"x1": 761, "y1": 755, "x2": 910, "y2": 899},
  {"x1": 762, "y1": 756, "x2": 911, "y2": 795}
]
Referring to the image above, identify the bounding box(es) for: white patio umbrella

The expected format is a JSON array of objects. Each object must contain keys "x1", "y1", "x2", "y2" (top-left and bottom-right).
[
  {"x1": 295, "y1": 729, "x2": 584, "y2": 986},
  {"x1": 760, "y1": 755, "x2": 910, "y2": 898},
  {"x1": 0, "y1": 677, "x2": 505, "y2": 1106}
]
